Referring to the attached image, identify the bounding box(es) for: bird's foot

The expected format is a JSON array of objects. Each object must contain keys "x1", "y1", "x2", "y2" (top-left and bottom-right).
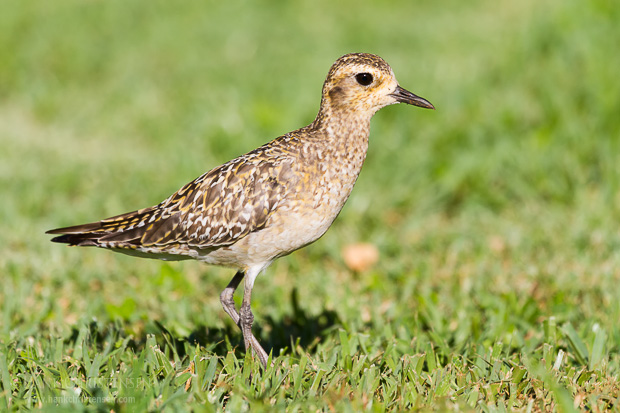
[{"x1": 239, "y1": 304, "x2": 270, "y2": 368}]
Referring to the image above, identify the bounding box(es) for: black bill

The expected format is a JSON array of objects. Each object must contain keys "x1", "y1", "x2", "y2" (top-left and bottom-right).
[{"x1": 390, "y1": 85, "x2": 435, "y2": 109}]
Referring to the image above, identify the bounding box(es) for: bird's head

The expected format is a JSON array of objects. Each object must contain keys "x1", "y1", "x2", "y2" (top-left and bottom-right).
[{"x1": 318, "y1": 53, "x2": 434, "y2": 119}]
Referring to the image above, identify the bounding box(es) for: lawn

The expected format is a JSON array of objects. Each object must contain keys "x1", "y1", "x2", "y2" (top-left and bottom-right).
[{"x1": 1, "y1": 0, "x2": 619, "y2": 411}]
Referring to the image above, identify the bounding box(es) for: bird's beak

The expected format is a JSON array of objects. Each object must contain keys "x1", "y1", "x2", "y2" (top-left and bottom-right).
[{"x1": 390, "y1": 85, "x2": 435, "y2": 110}]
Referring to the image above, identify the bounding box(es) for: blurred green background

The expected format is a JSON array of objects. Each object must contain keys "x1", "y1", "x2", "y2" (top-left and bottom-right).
[{"x1": 1, "y1": 0, "x2": 619, "y2": 410}]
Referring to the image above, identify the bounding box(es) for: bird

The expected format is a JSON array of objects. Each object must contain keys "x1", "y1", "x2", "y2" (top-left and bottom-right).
[{"x1": 47, "y1": 53, "x2": 434, "y2": 368}]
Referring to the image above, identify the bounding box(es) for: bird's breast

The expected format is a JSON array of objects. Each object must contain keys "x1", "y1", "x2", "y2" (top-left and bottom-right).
[
  {"x1": 196, "y1": 131, "x2": 370, "y2": 266},
  {"x1": 270, "y1": 133, "x2": 370, "y2": 245}
]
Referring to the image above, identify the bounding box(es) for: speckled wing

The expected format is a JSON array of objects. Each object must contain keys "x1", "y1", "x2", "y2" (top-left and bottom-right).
[
  {"x1": 48, "y1": 149, "x2": 295, "y2": 252},
  {"x1": 143, "y1": 153, "x2": 294, "y2": 248}
]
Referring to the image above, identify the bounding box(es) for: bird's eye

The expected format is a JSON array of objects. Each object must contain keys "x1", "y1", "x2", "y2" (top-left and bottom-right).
[{"x1": 355, "y1": 72, "x2": 373, "y2": 86}]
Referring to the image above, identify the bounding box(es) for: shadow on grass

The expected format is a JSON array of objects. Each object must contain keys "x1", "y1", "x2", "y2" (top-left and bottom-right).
[
  {"x1": 66, "y1": 287, "x2": 340, "y2": 362},
  {"x1": 172, "y1": 287, "x2": 341, "y2": 360}
]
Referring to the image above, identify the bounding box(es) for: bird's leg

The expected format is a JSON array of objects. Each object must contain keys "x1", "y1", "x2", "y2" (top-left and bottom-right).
[
  {"x1": 219, "y1": 271, "x2": 245, "y2": 324},
  {"x1": 220, "y1": 270, "x2": 268, "y2": 366},
  {"x1": 240, "y1": 275, "x2": 270, "y2": 368}
]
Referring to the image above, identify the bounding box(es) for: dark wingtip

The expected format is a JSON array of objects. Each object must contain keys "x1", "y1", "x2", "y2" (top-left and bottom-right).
[
  {"x1": 49, "y1": 233, "x2": 100, "y2": 246},
  {"x1": 49, "y1": 234, "x2": 71, "y2": 244},
  {"x1": 47, "y1": 223, "x2": 104, "y2": 245}
]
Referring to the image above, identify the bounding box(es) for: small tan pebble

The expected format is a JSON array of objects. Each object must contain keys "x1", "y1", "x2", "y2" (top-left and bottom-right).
[{"x1": 342, "y1": 243, "x2": 379, "y2": 272}]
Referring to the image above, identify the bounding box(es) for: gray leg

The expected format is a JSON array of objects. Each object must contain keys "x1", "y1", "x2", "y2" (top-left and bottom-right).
[
  {"x1": 239, "y1": 275, "x2": 270, "y2": 368},
  {"x1": 220, "y1": 270, "x2": 269, "y2": 367},
  {"x1": 220, "y1": 271, "x2": 245, "y2": 324}
]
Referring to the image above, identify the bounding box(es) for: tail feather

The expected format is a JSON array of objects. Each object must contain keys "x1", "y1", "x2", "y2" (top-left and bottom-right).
[
  {"x1": 46, "y1": 207, "x2": 157, "y2": 247},
  {"x1": 46, "y1": 221, "x2": 103, "y2": 235}
]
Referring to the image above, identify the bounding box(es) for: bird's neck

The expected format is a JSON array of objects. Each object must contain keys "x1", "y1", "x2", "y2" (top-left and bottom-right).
[
  {"x1": 312, "y1": 105, "x2": 372, "y2": 148},
  {"x1": 310, "y1": 106, "x2": 372, "y2": 176}
]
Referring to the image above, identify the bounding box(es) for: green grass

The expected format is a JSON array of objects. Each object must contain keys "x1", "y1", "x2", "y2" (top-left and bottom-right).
[{"x1": 1, "y1": 0, "x2": 620, "y2": 410}]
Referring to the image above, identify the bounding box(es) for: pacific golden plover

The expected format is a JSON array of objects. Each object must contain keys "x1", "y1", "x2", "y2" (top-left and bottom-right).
[{"x1": 47, "y1": 53, "x2": 434, "y2": 367}]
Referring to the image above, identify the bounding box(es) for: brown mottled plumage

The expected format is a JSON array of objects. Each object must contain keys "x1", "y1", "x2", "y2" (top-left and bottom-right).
[{"x1": 47, "y1": 53, "x2": 434, "y2": 367}]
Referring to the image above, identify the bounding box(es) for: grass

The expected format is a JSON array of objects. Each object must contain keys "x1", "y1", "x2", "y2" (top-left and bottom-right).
[{"x1": 1, "y1": 0, "x2": 619, "y2": 410}]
